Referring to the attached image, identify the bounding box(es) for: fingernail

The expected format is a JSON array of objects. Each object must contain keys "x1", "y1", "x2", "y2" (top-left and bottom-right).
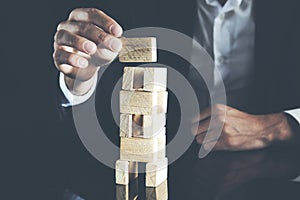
[
  {"x1": 108, "y1": 38, "x2": 122, "y2": 52},
  {"x1": 60, "y1": 64, "x2": 73, "y2": 74},
  {"x1": 78, "y1": 57, "x2": 88, "y2": 68},
  {"x1": 83, "y1": 41, "x2": 97, "y2": 54},
  {"x1": 110, "y1": 24, "x2": 123, "y2": 37}
]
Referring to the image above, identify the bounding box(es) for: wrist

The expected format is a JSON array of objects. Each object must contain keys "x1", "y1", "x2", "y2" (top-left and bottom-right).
[
  {"x1": 282, "y1": 113, "x2": 300, "y2": 141},
  {"x1": 271, "y1": 113, "x2": 299, "y2": 143},
  {"x1": 64, "y1": 73, "x2": 97, "y2": 96}
]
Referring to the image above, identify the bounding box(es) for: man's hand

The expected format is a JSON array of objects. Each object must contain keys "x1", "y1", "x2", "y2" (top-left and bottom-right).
[
  {"x1": 53, "y1": 8, "x2": 123, "y2": 95},
  {"x1": 192, "y1": 104, "x2": 297, "y2": 151}
]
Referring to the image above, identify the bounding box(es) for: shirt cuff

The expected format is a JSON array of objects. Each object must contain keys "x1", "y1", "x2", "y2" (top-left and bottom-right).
[
  {"x1": 293, "y1": 175, "x2": 300, "y2": 183},
  {"x1": 285, "y1": 108, "x2": 300, "y2": 124},
  {"x1": 59, "y1": 72, "x2": 98, "y2": 107}
]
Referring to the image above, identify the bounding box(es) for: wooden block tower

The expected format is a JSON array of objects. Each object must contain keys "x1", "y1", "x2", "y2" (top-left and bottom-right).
[{"x1": 115, "y1": 37, "x2": 168, "y2": 193}]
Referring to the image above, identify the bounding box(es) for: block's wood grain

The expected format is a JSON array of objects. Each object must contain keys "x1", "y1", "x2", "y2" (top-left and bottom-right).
[
  {"x1": 120, "y1": 147, "x2": 165, "y2": 163},
  {"x1": 120, "y1": 113, "x2": 166, "y2": 138},
  {"x1": 135, "y1": 114, "x2": 165, "y2": 138},
  {"x1": 115, "y1": 160, "x2": 129, "y2": 185},
  {"x1": 122, "y1": 67, "x2": 135, "y2": 91},
  {"x1": 115, "y1": 160, "x2": 138, "y2": 185},
  {"x1": 120, "y1": 128, "x2": 166, "y2": 156},
  {"x1": 146, "y1": 180, "x2": 168, "y2": 200},
  {"x1": 122, "y1": 67, "x2": 167, "y2": 92},
  {"x1": 119, "y1": 37, "x2": 157, "y2": 63},
  {"x1": 146, "y1": 158, "x2": 168, "y2": 187},
  {"x1": 120, "y1": 114, "x2": 132, "y2": 138},
  {"x1": 144, "y1": 68, "x2": 167, "y2": 92},
  {"x1": 120, "y1": 90, "x2": 168, "y2": 115}
]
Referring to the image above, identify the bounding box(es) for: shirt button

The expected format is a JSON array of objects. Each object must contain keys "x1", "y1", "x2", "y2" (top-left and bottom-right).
[
  {"x1": 217, "y1": 56, "x2": 225, "y2": 64},
  {"x1": 218, "y1": 13, "x2": 225, "y2": 20}
]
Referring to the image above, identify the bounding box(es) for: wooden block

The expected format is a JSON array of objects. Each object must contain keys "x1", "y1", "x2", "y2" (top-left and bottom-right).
[
  {"x1": 122, "y1": 67, "x2": 143, "y2": 91},
  {"x1": 120, "y1": 147, "x2": 165, "y2": 163},
  {"x1": 146, "y1": 158, "x2": 168, "y2": 187},
  {"x1": 120, "y1": 124, "x2": 166, "y2": 163},
  {"x1": 115, "y1": 160, "x2": 129, "y2": 185},
  {"x1": 120, "y1": 90, "x2": 168, "y2": 115},
  {"x1": 146, "y1": 180, "x2": 168, "y2": 200},
  {"x1": 119, "y1": 37, "x2": 157, "y2": 63},
  {"x1": 120, "y1": 114, "x2": 133, "y2": 138},
  {"x1": 120, "y1": 128, "x2": 166, "y2": 156},
  {"x1": 115, "y1": 160, "x2": 138, "y2": 185},
  {"x1": 144, "y1": 68, "x2": 167, "y2": 91},
  {"x1": 120, "y1": 113, "x2": 166, "y2": 138},
  {"x1": 122, "y1": 67, "x2": 167, "y2": 91}
]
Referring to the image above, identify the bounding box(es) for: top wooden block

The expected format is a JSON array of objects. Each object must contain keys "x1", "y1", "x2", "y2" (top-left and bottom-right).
[{"x1": 119, "y1": 37, "x2": 157, "y2": 63}]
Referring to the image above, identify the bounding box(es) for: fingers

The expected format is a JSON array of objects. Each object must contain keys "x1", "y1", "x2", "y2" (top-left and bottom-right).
[
  {"x1": 53, "y1": 8, "x2": 124, "y2": 86},
  {"x1": 53, "y1": 48, "x2": 89, "y2": 69},
  {"x1": 193, "y1": 104, "x2": 270, "y2": 151},
  {"x1": 196, "y1": 131, "x2": 228, "y2": 151},
  {"x1": 56, "y1": 63, "x2": 98, "y2": 81},
  {"x1": 195, "y1": 129, "x2": 220, "y2": 145},
  {"x1": 68, "y1": 8, "x2": 123, "y2": 37},
  {"x1": 55, "y1": 21, "x2": 121, "y2": 68},
  {"x1": 91, "y1": 46, "x2": 119, "y2": 66},
  {"x1": 192, "y1": 118, "x2": 210, "y2": 136},
  {"x1": 192, "y1": 113, "x2": 225, "y2": 136},
  {"x1": 200, "y1": 140, "x2": 224, "y2": 151},
  {"x1": 57, "y1": 21, "x2": 122, "y2": 52},
  {"x1": 192, "y1": 107, "x2": 211, "y2": 123},
  {"x1": 192, "y1": 104, "x2": 228, "y2": 123},
  {"x1": 53, "y1": 8, "x2": 124, "y2": 79},
  {"x1": 55, "y1": 29, "x2": 97, "y2": 55},
  {"x1": 196, "y1": 130, "x2": 267, "y2": 151},
  {"x1": 53, "y1": 48, "x2": 98, "y2": 81}
]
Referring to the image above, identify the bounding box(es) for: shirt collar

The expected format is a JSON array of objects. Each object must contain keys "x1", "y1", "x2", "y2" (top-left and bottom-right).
[{"x1": 205, "y1": 0, "x2": 243, "y2": 9}]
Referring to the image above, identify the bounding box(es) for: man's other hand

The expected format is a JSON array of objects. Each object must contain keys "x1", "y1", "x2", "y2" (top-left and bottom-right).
[
  {"x1": 192, "y1": 104, "x2": 298, "y2": 151},
  {"x1": 53, "y1": 8, "x2": 123, "y2": 95}
]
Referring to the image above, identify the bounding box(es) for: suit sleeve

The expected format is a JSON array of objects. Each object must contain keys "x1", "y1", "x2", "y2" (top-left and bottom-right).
[
  {"x1": 285, "y1": 109, "x2": 300, "y2": 125},
  {"x1": 59, "y1": 72, "x2": 98, "y2": 107}
]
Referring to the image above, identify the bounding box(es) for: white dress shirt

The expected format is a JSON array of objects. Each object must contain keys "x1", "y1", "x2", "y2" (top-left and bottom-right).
[
  {"x1": 59, "y1": 0, "x2": 300, "y2": 123},
  {"x1": 195, "y1": 0, "x2": 255, "y2": 90},
  {"x1": 59, "y1": 72, "x2": 98, "y2": 107}
]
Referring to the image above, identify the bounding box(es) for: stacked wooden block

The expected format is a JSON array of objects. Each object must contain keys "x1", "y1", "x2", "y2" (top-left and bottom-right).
[{"x1": 115, "y1": 38, "x2": 168, "y2": 196}]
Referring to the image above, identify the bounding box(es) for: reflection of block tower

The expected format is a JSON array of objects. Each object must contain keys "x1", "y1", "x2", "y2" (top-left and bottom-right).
[{"x1": 115, "y1": 38, "x2": 168, "y2": 199}]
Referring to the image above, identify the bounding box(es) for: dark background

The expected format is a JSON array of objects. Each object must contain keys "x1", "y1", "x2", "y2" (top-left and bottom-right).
[
  {"x1": 2, "y1": 0, "x2": 59, "y2": 197},
  {"x1": 2, "y1": 0, "x2": 300, "y2": 199}
]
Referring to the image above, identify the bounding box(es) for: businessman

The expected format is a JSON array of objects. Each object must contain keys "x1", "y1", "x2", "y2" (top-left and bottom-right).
[{"x1": 53, "y1": 0, "x2": 300, "y2": 151}]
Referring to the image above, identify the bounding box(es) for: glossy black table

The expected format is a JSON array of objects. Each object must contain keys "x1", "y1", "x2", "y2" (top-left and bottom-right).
[{"x1": 37, "y1": 140, "x2": 300, "y2": 200}]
